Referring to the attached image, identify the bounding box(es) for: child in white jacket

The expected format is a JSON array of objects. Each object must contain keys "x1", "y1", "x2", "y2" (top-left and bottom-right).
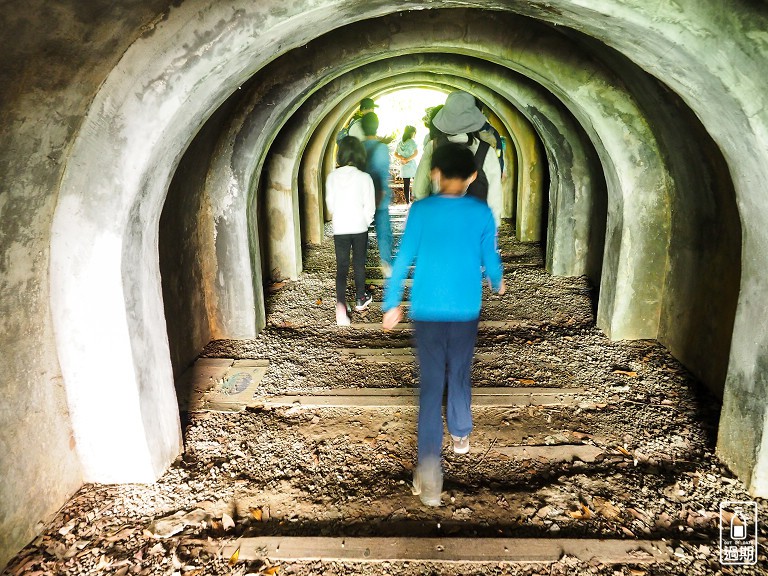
[{"x1": 326, "y1": 136, "x2": 376, "y2": 326}]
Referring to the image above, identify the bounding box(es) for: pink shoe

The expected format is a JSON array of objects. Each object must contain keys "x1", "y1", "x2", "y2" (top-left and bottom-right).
[{"x1": 335, "y1": 303, "x2": 350, "y2": 326}]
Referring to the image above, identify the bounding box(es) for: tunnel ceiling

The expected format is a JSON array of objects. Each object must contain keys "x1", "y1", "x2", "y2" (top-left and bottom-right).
[{"x1": 221, "y1": 8, "x2": 675, "y2": 158}]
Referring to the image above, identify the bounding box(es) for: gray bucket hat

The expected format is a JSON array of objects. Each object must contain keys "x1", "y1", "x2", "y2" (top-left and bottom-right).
[{"x1": 432, "y1": 91, "x2": 487, "y2": 134}]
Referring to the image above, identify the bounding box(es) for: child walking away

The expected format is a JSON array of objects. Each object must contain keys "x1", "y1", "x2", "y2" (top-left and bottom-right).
[
  {"x1": 381, "y1": 143, "x2": 505, "y2": 506},
  {"x1": 326, "y1": 136, "x2": 376, "y2": 326}
]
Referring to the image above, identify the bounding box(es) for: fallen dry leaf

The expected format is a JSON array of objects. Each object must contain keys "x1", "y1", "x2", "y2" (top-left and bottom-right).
[
  {"x1": 568, "y1": 504, "x2": 593, "y2": 520},
  {"x1": 720, "y1": 509, "x2": 743, "y2": 526},
  {"x1": 222, "y1": 513, "x2": 235, "y2": 531},
  {"x1": 593, "y1": 497, "x2": 621, "y2": 520},
  {"x1": 613, "y1": 370, "x2": 638, "y2": 377},
  {"x1": 250, "y1": 508, "x2": 263, "y2": 521},
  {"x1": 263, "y1": 567, "x2": 280, "y2": 575},
  {"x1": 229, "y1": 546, "x2": 240, "y2": 565}
]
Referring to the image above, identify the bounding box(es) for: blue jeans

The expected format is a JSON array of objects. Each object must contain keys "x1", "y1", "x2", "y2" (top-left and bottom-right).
[
  {"x1": 413, "y1": 319, "x2": 479, "y2": 462},
  {"x1": 374, "y1": 207, "x2": 393, "y2": 266}
]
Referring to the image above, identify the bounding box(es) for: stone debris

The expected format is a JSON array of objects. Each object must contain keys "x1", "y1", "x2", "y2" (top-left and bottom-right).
[{"x1": 3, "y1": 221, "x2": 767, "y2": 576}]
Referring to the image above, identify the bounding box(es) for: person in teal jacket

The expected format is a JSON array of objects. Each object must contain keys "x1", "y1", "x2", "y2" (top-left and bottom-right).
[
  {"x1": 360, "y1": 112, "x2": 394, "y2": 275},
  {"x1": 382, "y1": 143, "x2": 505, "y2": 506}
]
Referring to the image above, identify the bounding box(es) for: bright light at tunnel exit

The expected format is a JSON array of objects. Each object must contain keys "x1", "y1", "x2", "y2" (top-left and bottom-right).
[{"x1": 373, "y1": 88, "x2": 447, "y2": 142}]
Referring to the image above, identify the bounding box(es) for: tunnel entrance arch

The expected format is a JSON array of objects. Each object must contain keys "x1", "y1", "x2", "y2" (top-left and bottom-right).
[{"x1": 48, "y1": 1, "x2": 756, "y2": 493}]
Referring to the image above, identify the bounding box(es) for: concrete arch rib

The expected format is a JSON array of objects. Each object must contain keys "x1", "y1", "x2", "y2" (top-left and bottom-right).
[
  {"x1": 317, "y1": 77, "x2": 542, "y2": 234},
  {"x1": 50, "y1": 4, "x2": 670, "y2": 482},
  {"x1": 512, "y1": 1, "x2": 767, "y2": 494},
  {"x1": 296, "y1": 58, "x2": 601, "y2": 281},
  {"x1": 290, "y1": 76, "x2": 531, "y2": 261},
  {"x1": 284, "y1": 9, "x2": 672, "y2": 340},
  {"x1": 47, "y1": 1, "x2": 766, "y2": 491},
  {"x1": 48, "y1": 0, "x2": 391, "y2": 482},
  {"x1": 321, "y1": 77, "x2": 545, "y2": 245},
  {"x1": 199, "y1": 53, "x2": 543, "y2": 340},
  {"x1": 204, "y1": 6, "x2": 668, "y2": 343}
]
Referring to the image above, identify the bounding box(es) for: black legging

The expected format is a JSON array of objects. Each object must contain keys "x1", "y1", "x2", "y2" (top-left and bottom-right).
[
  {"x1": 403, "y1": 177, "x2": 412, "y2": 203},
  {"x1": 334, "y1": 232, "x2": 368, "y2": 304}
]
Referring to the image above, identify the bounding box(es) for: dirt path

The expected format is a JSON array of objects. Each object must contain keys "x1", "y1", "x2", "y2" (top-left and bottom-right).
[{"x1": 4, "y1": 210, "x2": 767, "y2": 576}]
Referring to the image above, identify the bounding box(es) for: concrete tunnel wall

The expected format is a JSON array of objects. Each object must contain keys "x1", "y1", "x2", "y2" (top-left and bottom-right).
[{"x1": 0, "y1": 0, "x2": 766, "y2": 569}]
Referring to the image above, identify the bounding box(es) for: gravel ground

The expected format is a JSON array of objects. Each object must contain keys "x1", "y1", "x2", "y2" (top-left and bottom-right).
[{"x1": 4, "y1": 214, "x2": 767, "y2": 576}]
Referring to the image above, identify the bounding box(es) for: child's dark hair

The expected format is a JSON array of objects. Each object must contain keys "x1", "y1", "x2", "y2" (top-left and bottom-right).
[
  {"x1": 336, "y1": 136, "x2": 367, "y2": 170},
  {"x1": 360, "y1": 112, "x2": 379, "y2": 136},
  {"x1": 401, "y1": 125, "x2": 416, "y2": 142},
  {"x1": 431, "y1": 143, "x2": 476, "y2": 180}
]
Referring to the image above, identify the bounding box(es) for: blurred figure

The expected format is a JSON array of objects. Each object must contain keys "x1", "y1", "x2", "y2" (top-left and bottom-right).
[
  {"x1": 394, "y1": 125, "x2": 418, "y2": 203},
  {"x1": 348, "y1": 97, "x2": 377, "y2": 141},
  {"x1": 422, "y1": 105, "x2": 444, "y2": 146},
  {"x1": 360, "y1": 112, "x2": 394, "y2": 276},
  {"x1": 474, "y1": 97, "x2": 506, "y2": 179}
]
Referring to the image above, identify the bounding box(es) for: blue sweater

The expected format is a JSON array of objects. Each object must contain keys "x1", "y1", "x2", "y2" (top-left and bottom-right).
[{"x1": 382, "y1": 195, "x2": 503, "y2": 321}]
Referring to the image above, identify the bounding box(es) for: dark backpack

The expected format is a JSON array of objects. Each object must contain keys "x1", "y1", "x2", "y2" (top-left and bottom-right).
[{"x1": 433, "y1": 135, "x2": 491, "y2": 202}]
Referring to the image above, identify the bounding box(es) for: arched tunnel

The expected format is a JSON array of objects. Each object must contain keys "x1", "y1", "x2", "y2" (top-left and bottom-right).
[{"x1": 2, "y1": 0, "x2": 768, "y2": 570}]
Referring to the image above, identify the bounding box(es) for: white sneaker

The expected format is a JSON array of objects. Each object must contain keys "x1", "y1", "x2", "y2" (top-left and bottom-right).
[
  {"x1": 452, "y1": 435, "x2": 470, "y2": 454},
  {"x1": 411, "y1": 458, "x2": 442, "y2": 507},
  {"x1": 335, "y1": 303, "x2": 350, "y2": 326},
  {"x1": 354, "y1": 292, "x2": 373, "y2": 312}
]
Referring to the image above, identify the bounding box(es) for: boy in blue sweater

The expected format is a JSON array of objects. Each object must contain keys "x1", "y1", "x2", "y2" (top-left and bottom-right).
[{"x1": 382, "y1": 143, "x2": 505, "y2": 506}]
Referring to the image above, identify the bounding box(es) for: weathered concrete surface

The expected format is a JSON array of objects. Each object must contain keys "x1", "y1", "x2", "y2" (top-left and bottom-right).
[
  {"x1": 49, "y1": 0, "x2": 394, "y2": 489},
  {"x1": 160, "y1": 99, "x2": 242, "y2": 376},
  {"x1": 514, "y1": 127, "x2": 546, "y2": 243},
  {"x1": 574, "y1": 35, "x2": 741, "y2": 397},
  {"x1": 264, "y1": 148, "x2": 303, "y2": 281},
  {"x1": 535, "y1": 104, "x2": 606, "y2": 282},
  {"x1": 515, "y1": 1, "x2": 768, "y2": 494},
  {"x1": 304, "y1": 10, "x2": 673, "y2": 341},
  {"x1": 0, "y1": 0, "x2": 176, "y2": 569},
  {"x1": 2, "y1": 0, "x2": 768, "y2": 570}
]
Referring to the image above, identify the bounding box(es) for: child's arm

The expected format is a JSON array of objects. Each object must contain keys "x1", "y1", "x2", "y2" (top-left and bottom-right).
[
  {"x1": 480, "y1": 211, "x2": 504, "y2": 293},
  {"x1": 325, "y1": 173, "x2": 335, "y2": 215},
  {"x1": 382, "y1": 204, "x2": 422, "y2": 324},
  {"x1": 411, "y1": 141, "x2": 433, "y2": 201},
  {"x1": 362, "y1": 174, "x2": 376, "y2": 225},
  {"x1": 382, "y1": 307, "x2": 402, "y2": 330}
]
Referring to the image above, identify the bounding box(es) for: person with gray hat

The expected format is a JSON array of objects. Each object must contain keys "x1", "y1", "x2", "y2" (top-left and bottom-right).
[{"x1": 412, "y1": 91, "x2": 503, "y2": 226}]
